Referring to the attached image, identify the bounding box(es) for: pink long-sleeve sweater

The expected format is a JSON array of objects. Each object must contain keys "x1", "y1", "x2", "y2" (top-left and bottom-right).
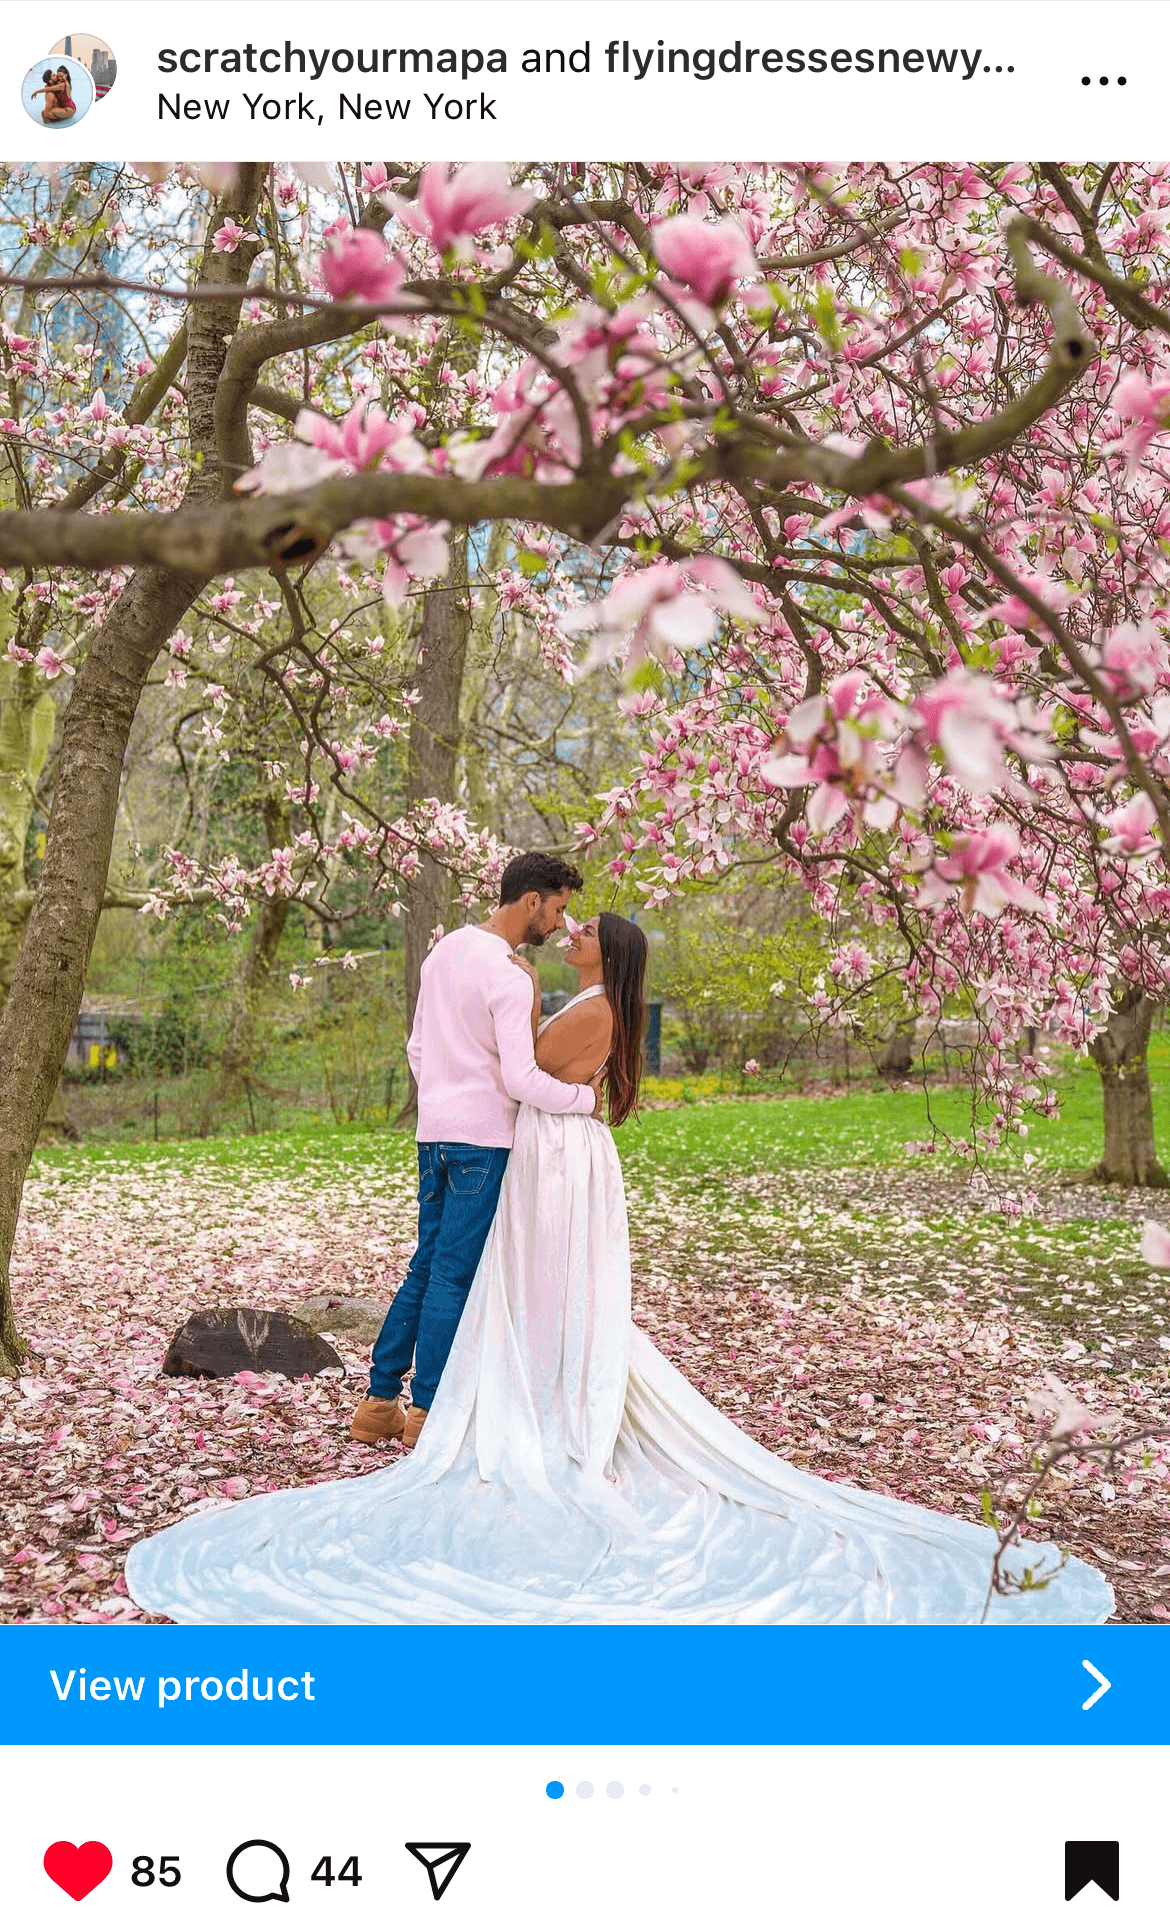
[{"x1": 406, "y1": 925, "x2": 596, "y2": 1146}]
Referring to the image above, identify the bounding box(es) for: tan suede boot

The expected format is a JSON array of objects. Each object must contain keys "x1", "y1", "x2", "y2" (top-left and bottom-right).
[
  {"x1": 350, "y1": 1396, "x2": 407, "y2": 1445},
  {"x1": 403, "y1": 1405, "x2": 428, "y2": 1449}
]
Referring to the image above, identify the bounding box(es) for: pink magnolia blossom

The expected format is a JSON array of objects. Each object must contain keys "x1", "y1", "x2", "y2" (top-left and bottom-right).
[
  {"x1": 237, "y1": 399, "x2": 427, "y2": 499},
  {"x1": 918, "y1": 825, "x2": 1047, "y2": 919},
  {"x1": 1107, "y1": 367, "x2": 1170, "y2": 479},
  {"x1": 912, "y1": 669, "x2": 1024, "y2": 794},
  {"x1": 211, "y1": 216, "x2": 252, "y2": 254},
  {"x1": 138, "y1": 162, "x2": 242, "y2": 194},
  {"x1": 290, "y1": 163, "x2": 334, "y2": 194},
  {"x1": 563, "y1": 559, "x2": 757, "y2": 681},
  {"x1": 35, "y1": 647, "x2": 73, "y2": 680},
  {"x1": 383, "y1": 164, "x2": 532, "y2": 258},
  {"x1": 829, "y1": 942, "x2": 875, "y2": 989},
  {"x1": 1140, "y1": 1219, "x2": 1170, "y2": 1267},
  {"x1": 1026, "y1": 1373, "x2": 1103, "y2": 1438},
  {"x1": 304, "y1": 399, "x2": 425, "y2": 473},
  {"x1": 652, "y1": 215, "x2": 758, "y2": 307},
  {"x1": 1101, "y1": 792, "x2": 1160, "y2": 857},
  {"x1": 761, "y1": 673, "x2": 906, "y2": 833},
  {"x1": 235, "y1": 438, "x2": 339, "y2": 495},
  {"x1": 979, "y1": 573, "x2": 1075, "y2": 632},
  {"x1": 1098, "y1": 620, "x2": 1166, "y2": 696},
  {"x1": 320, "y1": 227, "x2": 406, "y2": 306},
  {"x1": 192, "y1": 163, "x2": 240, "y2": 194},
  {"x1": 378, "y1": 523, "x2": 451, "y2": 607}
]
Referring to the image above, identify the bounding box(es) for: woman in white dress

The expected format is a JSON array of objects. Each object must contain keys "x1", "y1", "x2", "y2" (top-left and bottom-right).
[{"x1": 126, "y1": 913, "x2": 1112, "y2": 1624}]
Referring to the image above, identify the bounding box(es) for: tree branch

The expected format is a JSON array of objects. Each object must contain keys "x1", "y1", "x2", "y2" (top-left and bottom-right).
[
  {"x1": 1007, "y1": 212, "x2": 1169, "y2": 338},
  {"x1": 0, "y1": 470, "x2": 633, "y2": 570}
]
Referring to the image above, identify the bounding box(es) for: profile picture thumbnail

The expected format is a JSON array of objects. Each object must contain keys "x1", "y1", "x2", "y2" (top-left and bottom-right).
[
  {"x1": 50, "y1": 31, "x2": 117, "y2": 99},
  {"x1": 21, "y1": 56, "x2": 94, "y2": 128}
]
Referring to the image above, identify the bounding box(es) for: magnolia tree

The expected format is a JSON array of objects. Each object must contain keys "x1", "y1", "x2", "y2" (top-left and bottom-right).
[{"x1": 3, "y1": 157, "x2": 1170, "y2": 1372}]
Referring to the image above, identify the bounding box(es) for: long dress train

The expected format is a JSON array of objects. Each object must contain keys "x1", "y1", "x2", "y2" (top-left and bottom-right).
[{"x1": 126, "y1": 988, "x2": 1113, "y2": 1624}]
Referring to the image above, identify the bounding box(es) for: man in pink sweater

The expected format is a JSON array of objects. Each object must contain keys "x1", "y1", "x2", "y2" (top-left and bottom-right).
[{"x1": 351, "y1": 853, "x2": 601, "y2": 1449}]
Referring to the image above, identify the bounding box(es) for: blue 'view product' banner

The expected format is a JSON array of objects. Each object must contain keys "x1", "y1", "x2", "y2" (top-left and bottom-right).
[{"x1": 1, "y1": 1628, "x2": 1165, "y2": 1746}]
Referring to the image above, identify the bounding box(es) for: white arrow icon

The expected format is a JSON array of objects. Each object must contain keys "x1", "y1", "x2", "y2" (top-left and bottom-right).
[{"x1": 1081, "y1": 1660, "x2": 1111, "y2": 1710}]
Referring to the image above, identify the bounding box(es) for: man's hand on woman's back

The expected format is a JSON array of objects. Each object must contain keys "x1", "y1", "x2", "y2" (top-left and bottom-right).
[{"x1": 509, "y1": 952, "x2": 542, "y2": 1015}]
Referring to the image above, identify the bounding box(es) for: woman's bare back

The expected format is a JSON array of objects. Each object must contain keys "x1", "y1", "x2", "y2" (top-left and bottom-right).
[{"x1": 535, "y1": 995, "x2": 613, "y2": 1085}]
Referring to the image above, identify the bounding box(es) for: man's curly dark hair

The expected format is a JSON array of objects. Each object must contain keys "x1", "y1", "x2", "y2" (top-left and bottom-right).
[{"x1": 498, "y1": 852, "x2": 585, "y2": 904}]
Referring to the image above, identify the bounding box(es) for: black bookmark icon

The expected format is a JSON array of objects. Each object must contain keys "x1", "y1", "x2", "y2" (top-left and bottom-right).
[
  {"x1": 1065, "y1": 1841, "x2": 1120, "y2": 1901},
  {"x1": 405, "y1": 1843, "x2": 471, "y2": 1902}
]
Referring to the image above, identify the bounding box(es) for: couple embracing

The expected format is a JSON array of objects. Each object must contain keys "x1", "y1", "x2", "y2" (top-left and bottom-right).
[
  {"x1": 350, "y1": 850, "x2": 642, "y2": 1456},
  {"x1": 126, "y1": 854, "x2": 1113, "y2": 1624},
  {"x1": 31, "y1": 68, "x2": 76, "y2": 122}
]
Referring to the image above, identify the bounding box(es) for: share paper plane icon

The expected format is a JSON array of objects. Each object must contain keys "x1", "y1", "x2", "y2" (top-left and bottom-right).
[{"x1": 405, "y1": 1843, "x2": 471, "y2": 1902}]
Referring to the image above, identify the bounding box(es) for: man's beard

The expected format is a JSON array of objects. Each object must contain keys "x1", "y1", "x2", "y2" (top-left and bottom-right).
[{"x1": 523, "y1": 920, "x2": 548, "y2": 947}]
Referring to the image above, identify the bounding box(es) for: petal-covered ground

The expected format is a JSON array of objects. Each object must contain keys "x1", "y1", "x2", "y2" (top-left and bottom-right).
[{"x1": 1, "y1": 1117, "x2": 1167, "y2": 1623}]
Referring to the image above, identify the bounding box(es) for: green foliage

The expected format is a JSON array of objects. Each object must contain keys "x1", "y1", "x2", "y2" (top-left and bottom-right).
[
  {"x1": 654, "y1": 902, "x2": 829, "y2": 1073},
  {"x1": 308, "y1": 952, "x2": 405, "y2": 1125},
  {"x1": 812, "y1": 283, "x2": 842, "y2": 350},
  {"x1": 102, "y1": 996, "x2": 210, "y2": 1078}
]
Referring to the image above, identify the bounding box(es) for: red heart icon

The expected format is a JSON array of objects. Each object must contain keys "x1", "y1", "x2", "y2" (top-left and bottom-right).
[{"x1": 43, "y1": 1841, "x2": 114, "y2": 1901}]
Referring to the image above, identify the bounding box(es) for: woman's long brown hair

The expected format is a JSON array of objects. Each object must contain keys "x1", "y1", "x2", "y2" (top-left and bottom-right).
[{"x1": 599, "y1": 911, "x2": 649, "y2": 1128}]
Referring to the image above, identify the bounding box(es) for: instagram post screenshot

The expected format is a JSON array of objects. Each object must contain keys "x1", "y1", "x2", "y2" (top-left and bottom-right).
[{"x1": 1, "y1": 0, "x2": 1168, "y2": 1920}]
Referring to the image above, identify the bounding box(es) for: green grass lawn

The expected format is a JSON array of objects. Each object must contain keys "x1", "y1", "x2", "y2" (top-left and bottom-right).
[
  {"x1": 625, "y1": 1041, "x2": 1167, "y2": 1182},
  {"x1": 35, "y1": 1036, "x2": 1168, "y2": 1187}
]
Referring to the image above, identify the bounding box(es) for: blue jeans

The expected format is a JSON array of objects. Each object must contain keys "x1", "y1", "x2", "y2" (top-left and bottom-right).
[{"x1": 369, "y1": 1141, "x2": 510, "y2": 1411}]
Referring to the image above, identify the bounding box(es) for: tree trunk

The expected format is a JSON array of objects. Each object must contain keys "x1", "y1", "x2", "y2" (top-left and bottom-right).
[
  {"x1": 0, "y1": 665, "x2": 54, "y2": 1000},
  {"x1": 394, "y1": 537, "x2": 471, "y2": 1128},
  {"x1": 0, "y1": 662, "x2": 75, "y2": 1139},
  {"x1": 1088, "y1": 990, "x2": 1168, "y2": 1187},
  {"x1": 0, "y1": 167, "x2": 268, "y2": 1374},
  {"x1": 198, "y1": 795, "x2": 292, "y2": 1136},
  {"x1": 458, "y1": 523, "x2": 508, "y2": 835},
  {"x1": 878, "y1": 1022, "x2": 917, "y2": 1080}
]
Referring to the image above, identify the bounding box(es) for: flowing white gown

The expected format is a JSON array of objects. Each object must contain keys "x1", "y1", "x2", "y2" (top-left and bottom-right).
[{"x1": 126, "y1": 987, "x2": 1113, "y2": 1625}]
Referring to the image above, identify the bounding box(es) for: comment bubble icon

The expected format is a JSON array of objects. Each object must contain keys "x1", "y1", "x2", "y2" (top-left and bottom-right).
[{"x1": 225, "y1": 1839, "x2": 291, "y2": 1904}]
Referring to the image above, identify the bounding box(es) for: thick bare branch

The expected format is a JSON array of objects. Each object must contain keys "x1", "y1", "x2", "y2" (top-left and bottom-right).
[{"x1": 0, "y1": 470, "x2": 631, "y2": 571}]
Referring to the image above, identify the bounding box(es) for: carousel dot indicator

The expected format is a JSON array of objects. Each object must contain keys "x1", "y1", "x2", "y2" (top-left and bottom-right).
[
  {"x1": 546, "y1": 1781, "x2": 564, "y2": 1799},
  {"x1": 639, "y1": 1784, "x2": 651, "y2": 1796},
  {"x1": 576, "y1": 1781, "x2": 594, "y2": 1799},
  {"x1": 606, "y1": 1782, "x2": 624, "y2": 1799}
]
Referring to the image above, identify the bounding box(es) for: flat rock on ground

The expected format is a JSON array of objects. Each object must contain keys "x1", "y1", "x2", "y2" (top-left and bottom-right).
[
  {"x1": 292, "y1": 1295, "x2": 387, "y2": 1348},
  {"x1": 162, "y1": 1308, "x2": 344, "y2": 1380}
]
